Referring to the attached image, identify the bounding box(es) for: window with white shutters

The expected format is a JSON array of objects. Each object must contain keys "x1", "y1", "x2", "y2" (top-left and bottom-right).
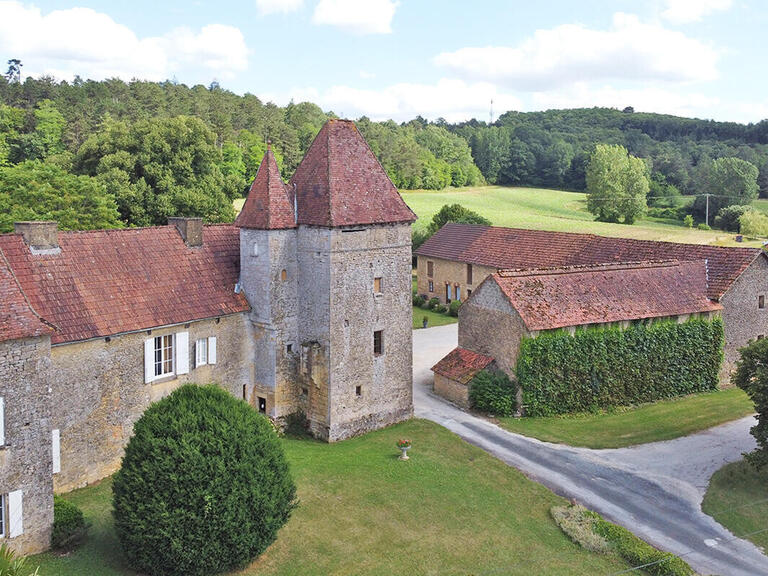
[
  {"x1": 196, "y1": 338, "x2": 208, "y2": 367},
  {"x1": 208, "y1": 336, "x2": 217, "y2": 365},
  {"x1": 144, "y1": 331, "x2": 190, "y2": 382},
  {"x1": 8, "y1": 490, "x2": 22, "y2": 538}
]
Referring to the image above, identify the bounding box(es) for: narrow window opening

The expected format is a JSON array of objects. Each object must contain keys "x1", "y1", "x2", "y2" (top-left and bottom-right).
[
  {"x1": 242, "y1": 385, "x2": 247, "y2": 400},
  {"x1": 281, "y1": 269, "x2": 287, "y2": 281},
  {"x1": 374, "y1": 277, "x2": 383, "y2": 294},
  {"x1": 427, "y1": 261, "x2": 434, "y2": 277},
  {"x1": 467, "y1": 289, "x2": 472, "y2": 298},
  {"x1": 455, "y1": 284, "x2": 461, "y2": 301},
  {"x1": 428, "y1": 280, "x2": 434, "y2": 292},
  {"x1": 467, "y1": 263, "x2": 473, "y2": 284},
  {"x1": 373, "y1": 330, "x2": 383, "y2": 356},
  {"x1": 301, "y1": 387, "x2": 308, "y2": 396},
  {"x1": 760, "y1": 295, "x2": 765, "y2": 309},
  {"x1": 355, "y1": 385, "x2": 362, "y2": 397},
  {"x1": 286, "y1": 343, "x2": 293, "y2": 353},
  {"x1": 258, "y1": 397, "x2": 267, "y2": 414}
]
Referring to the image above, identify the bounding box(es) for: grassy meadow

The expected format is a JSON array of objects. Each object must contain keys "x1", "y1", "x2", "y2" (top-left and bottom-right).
[
  {"x1": 702, "y1": 458, "x2": 768, "y2": 551},
  {"x1": 497, "y1": 388, "x2": 754, "y2": 449},
  {"x1": 33, "y1": 420, "x2": 629, "y2": 576}
]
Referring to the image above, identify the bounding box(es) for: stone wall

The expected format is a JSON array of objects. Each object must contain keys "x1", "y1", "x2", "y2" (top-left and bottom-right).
[
  {"x1": 720, "y1": 254, "x2": 768, "y2": 379},
  {"x1": 50, "y1": 314, "x2": 249, "y2": 493},
  {"x1": 0, "y1": 336, "x2": 53, "y2": 555},
  {"x1": 415, "y1": 256, "x2": 495, "y2": 305},
  {"x1": 433, "y1": 373, "x2": 470, "y2": 409},
  {"x1": 327, "y1": 224, "x2": 413, "y2": 441},
  {"x1": 458, "y1": 280, "x2": 529, "y2": 377}
]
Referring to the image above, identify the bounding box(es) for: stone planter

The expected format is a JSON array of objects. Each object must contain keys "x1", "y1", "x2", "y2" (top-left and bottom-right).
[{"x1": 399, "y1": 446, "x2": 410, "y2": 460}]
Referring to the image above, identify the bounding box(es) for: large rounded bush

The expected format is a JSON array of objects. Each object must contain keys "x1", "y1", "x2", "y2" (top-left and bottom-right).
[
  {"x1": 469, "y1": 370, "x2": 517, "y2": 416},
  {"x1": 112, "y1": 384, "x2": 296, "y2": 576}
]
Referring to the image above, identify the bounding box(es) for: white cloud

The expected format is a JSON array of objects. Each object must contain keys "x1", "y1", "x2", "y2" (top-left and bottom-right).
[
  {"x1": 434, "y1": 12, "x2": 719, "y2": 91},
  {"x1": 256, "y1": 0, "x2": 303, "y2": 16},
  {"x1": 264, "y1": 78, "x2": 521, "y2": 122},
  {"x1": 0, "y1": 1, "x2": 248, "y2": 82},
  {"x1": 531, "y1": 83, "x2": 720, "y2": 119},
  {"x1": 313, "y1": 0, "x2": 398, "y2": 35},
  {"x1": 661, "y1": 0, "x2": 733, "y2": 24},
  {"x1": 359, "y1": 70, "x2": 376, "y2": 79}
]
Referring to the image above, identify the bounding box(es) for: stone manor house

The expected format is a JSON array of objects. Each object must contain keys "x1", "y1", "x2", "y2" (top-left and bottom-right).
[{"x1": 0, "y1": 119, "x2": 416, "y2": 553}]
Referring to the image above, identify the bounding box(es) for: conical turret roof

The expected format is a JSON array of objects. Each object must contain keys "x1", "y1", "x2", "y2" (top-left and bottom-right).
[{"x1": 234, "y1": 147, "x2": 296, "y2": 229}]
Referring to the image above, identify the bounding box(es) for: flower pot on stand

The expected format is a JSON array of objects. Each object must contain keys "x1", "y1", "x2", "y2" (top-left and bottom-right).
[{"x1": 399, "y1": 446, "x2": 410, "y2": 460}]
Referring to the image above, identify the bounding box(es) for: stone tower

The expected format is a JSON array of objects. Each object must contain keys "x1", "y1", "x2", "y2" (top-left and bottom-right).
[
  {"x1": 235, "y1": 145, "x2": 300, "y2": 418},
  {"x1": 237, "y1": 120, "x2": 417, "y2": 441}
]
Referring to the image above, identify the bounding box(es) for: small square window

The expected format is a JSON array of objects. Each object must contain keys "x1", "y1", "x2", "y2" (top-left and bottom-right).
[
  {"x1": 195, "y1": 338, "x2": 208, "y2": 367},
  {"x1": 373, "y1": 330, "x2": 383, "y2": 356},
  {"x1": 427, "y1": 261, "x2": 434, "y2": 277},
  {"x1": 286, "y1": 343, "x2": 293, "y2": 353},
  {"x1": 374, "y1": 277, "x2": 383, "y2": 294},
  {"x1": 355, "y1": 385, "x2": 362, "y2": 397},
  {"x1": 760, "y1": 295, "x2": 765, "y2": 309},
  {"x1": 301, "y1": 387, "x2": 308, "y2": 396}
]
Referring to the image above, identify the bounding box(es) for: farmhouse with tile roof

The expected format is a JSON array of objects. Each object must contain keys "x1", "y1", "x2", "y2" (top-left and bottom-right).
[
  {"x1": 417, "y1": 222, "x2": 768, "y2": 377},
  {"x1": 0, "y1": 119, "x2": 416, "y2": 554}
]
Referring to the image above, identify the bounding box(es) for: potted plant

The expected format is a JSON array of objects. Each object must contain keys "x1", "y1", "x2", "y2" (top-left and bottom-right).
[
  {"x1": 422, "y1": 316, "x2": 429, "y2": 329},
  {"x1": 397, "y1": 438, "x2": 411, "y2": 460}
]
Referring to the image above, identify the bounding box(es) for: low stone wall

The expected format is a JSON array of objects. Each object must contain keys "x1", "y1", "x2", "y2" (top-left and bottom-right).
[{"x1": 433, "y1": 373, "x2": 469, "y2": 409}]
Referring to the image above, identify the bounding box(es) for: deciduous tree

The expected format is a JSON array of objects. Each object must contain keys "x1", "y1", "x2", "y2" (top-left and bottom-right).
[{"x1": 586, "y1": 144, "x2": 649, "y2": 224}]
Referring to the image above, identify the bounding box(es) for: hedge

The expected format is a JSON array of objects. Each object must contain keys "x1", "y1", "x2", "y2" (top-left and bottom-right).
[
  {"x1": 469, "y1": 370, "x2": 516, "y2": 416},
  {"x1": 517, "y1": 317, "x2": 723, "y2": 416},
  {"x1": 52, "y1": 495, "x2": 88, "y2": 549}
]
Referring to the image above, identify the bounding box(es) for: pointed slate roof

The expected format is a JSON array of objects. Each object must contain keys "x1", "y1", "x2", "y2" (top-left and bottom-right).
[
  {"x1": 235, "y1": 147, "x2": 296, "y2": 229},
  {"x1": 290, "y1": 119, "x2": 416, "y2": 227}
]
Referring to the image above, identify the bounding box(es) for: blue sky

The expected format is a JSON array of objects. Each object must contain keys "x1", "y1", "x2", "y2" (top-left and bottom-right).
[{"x1": 2, "y1": 0, "x2": 767, "y2": 123}]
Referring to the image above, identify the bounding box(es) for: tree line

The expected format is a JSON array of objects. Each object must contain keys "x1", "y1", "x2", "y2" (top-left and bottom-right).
[{"x1": 3, "y1": 71, "x2": 768, "y2": 232}]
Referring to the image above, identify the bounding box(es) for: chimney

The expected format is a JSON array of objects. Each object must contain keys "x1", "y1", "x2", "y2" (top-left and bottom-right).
[
  {"x1": 14, "y1": 221, "x2": 59, "y2": 252},
  {"x1": 168, "y1": 217, "x2": 203, "y2": 247}
]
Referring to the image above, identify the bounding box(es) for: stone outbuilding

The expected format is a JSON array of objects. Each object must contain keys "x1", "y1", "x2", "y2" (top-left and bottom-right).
[
  {"x1": 433, "y1": 260, "x2": 724, "y2": 408},
  {"x1": 417, "y1": 222, "x2": 768, "y2": 375},
  {"x1": 0, "y1": 119, "x2": 416, "y2": 552}
]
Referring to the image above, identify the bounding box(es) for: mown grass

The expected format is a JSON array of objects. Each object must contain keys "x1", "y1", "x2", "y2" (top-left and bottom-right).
[
  {"x1": 413, "y1": 306, "x2": 457, "y2": 329},
  {"x1": 401, "y1": 186, "x2": 763, "y2": 247},
  {"x1": 34, "y1": 420, "x2": 629, "y2": 575},
  {"x1": 497, "y1": 388, "x2": 754, "y2": 449},
  {"x1": 702, "y1": 458, "x2": 768, "y2": 551}
]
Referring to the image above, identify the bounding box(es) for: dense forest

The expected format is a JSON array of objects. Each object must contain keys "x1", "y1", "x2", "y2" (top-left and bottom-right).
[{"x1": 2, "y1": 73, "x2": 768, "y2": 232}]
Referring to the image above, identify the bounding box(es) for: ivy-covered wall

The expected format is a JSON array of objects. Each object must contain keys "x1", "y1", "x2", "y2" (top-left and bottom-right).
[{"x1": 516, "y1": 317, "x2": 724, "y2": 416}]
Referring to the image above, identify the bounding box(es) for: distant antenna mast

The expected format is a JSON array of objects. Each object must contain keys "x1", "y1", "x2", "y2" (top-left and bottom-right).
[{"x1": 489, "y1": 99, "x2": 494, "y2": 124}]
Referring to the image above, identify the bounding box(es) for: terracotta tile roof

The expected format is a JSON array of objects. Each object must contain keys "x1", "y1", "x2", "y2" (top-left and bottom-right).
[
  {"x1": 489, "y1": 260, "x2": 723, "y2": 331},
  {"x1": 290, "y1": 119, "x2": 416, "y2": 227},
  {"x1": 235, "y1": 148, "x2": 296, "y2": 230},
  {"x1": 0, "y1": 225, "x2": 249, "y2": 345},
  {"x1": 0, "y1": 253, "x2": 52, "y2": 343},
  {"x1": 431, "y1": 347, "x2": 495, "y2": 384},
  {"x1": 416, "y1": 223, "x2": 761, "y2": 300}
]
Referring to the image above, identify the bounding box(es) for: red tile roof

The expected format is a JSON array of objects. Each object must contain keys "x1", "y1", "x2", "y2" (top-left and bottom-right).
[
  {"x1": 0, "y1": 253, "x2": 52, "y2": 343},
  {"x1": 416, "y1": 223, "x2": 761, "y2": 300},
  {"x1": 489, "y1": 260, "x2": 722, "y2": 331},
  {"x1": 235, "y1": 148, "x2": 296, "y2": 230},
  {"x1": 290, "y1": 119, "x2": 416, "y2": 227},
  {"x1": 431, "y1": 347, "x2": 495, "y2": 384},
  {"x1": 0, "y1": 225, "x2": 249, "y2": 345}
]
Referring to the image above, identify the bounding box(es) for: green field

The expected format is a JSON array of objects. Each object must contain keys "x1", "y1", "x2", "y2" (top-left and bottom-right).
[
  {"x1": 33, "y1": 420, "x2": 628, "y2": 575},
  {"x1": 702, "y1": 458, "x2": 768, "y2": 551},
  {"x1": 497, "y1": 388, "x2": 754, "y2": 449},
  {"x1": 402, "y1": 186, "x2": 764, "y2": 247},
  {"x1": 236, "y1": 186, "x2": 763, "y2": 246},
  {"x1": 413, "y1": 306, "x2": 457, "y2": 329}
]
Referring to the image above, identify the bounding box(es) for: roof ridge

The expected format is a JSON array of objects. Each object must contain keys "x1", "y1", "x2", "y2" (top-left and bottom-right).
[{"x1": 496, "y1": 259, "x2": 683, "y2": 278}]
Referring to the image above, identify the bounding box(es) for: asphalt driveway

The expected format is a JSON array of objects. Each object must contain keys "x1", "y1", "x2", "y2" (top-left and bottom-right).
[{"x1": 412, "y1": 324, "x2": 768, "y2": 576}]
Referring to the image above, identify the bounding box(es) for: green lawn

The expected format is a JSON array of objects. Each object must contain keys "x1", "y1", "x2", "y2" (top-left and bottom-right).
[
  {"x1": 702, "y1": 458, "x2": 768, "y2": 551},
  {"x1": 34, "y1": 420, "x2": 629, "y2": 576},
  {"x1": 401, "y1": 186, "x2": 763, "y2": 247},
  {"x1": 413, "y1": 306, "x2": 457, "y2": 329},
  {"x1": 497, "y1": 388, "x2": 755, "y2": 449}
]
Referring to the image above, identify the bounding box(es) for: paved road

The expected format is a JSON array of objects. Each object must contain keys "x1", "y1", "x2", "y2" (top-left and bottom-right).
[{"x1": 412, "y1": 324, "x2": 768, "y2": 576}]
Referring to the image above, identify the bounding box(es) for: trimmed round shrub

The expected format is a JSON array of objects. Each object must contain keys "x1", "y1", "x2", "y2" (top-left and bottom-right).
[
  {"x1": 112, "y1": 384, "x2": 296, "y2": 576},
  {"x1": 428, "y1": 297, "x2": 440, "y2": 310},
  {"x1": 52, "y1": 495, "x2": 88, "y2": 549},
  {"x1": 412, "y1": 294, "x2": 426, "y2": 308},
  {"x1": 469, "y1": 370, "x2": 517, "y2": 416},
  {"x1": 448, "y1": 300, "x2": 462, "y2": 317},
  {"x1": 434, "y1": 304, "x2": 448, "y2": 314}
]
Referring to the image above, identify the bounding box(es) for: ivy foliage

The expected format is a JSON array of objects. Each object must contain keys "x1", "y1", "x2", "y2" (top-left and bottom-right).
[
  {"x1": 731, "y1": 338, "x2": 768, "y2": 470},
  {"x1": 516, "y1": 317, "x2": 724, "y2": 416},
  {"x1": 469, "y1": 369, "x2": 517, "y2": 416},
  {"x1": 112, "y1": 384, "x2": 296, "y2": 576}
]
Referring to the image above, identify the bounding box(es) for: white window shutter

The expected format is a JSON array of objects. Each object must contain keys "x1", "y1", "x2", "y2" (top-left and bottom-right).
[
  {"x1": 208, "y1": 336, "x2": 217, "y2": 365},
  {"x1": 0, "y1": 397, "x2": 5, "y2": 446},
  {"x1": 52, "y1": 429, "x2": 61, "y2": 474},
  {"x1": 176, "y1": 332, "x2": 189, "y2": 375},
  {"x1": 144, "y1": 338, "x2": 155, "y2": 383},
  {"x1": 8, "y1": 490, "x2": 22, "y2": 538}
]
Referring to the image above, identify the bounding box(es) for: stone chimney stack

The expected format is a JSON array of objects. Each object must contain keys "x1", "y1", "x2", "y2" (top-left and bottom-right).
[
  {"x1": 14, "y1": 221, "x2": 59, "y2": 251},
  {"x1": 168, "y1": 217, "x2": 203, "y2": 247}
]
